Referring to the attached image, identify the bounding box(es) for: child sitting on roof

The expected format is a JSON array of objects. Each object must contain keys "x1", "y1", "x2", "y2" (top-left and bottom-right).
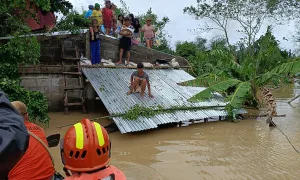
[{"x1": 127, "y1": 63, "x2": 154, "y2": 98}]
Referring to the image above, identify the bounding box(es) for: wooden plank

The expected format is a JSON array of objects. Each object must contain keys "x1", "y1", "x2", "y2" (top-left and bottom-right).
[
  {"x1": 62, "y1": 72, "x2": 82, "y2": 75},
  {"x1": 81, "y1": 65, "x2": 191, "y2": 69},
  {"x1": 65, "y1": 102, "x2": 84, "y2": 106},
  {"x1": 64, "y1": 87, "x2": 84, "y2": 91},
  {"x1": 62, "y1": 57, "x2": 80, "y2": 61}
]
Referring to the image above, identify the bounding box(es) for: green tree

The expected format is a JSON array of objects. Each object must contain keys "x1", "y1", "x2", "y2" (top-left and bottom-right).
[
  {"x1": 176, "y1": 41, "x2": 199, "y2": 59},
  {"x1": 0, "y1": 0, "x2": 73, "y2": 126},
  {"x1": 54, "y1": 10, "x2": 90, "y2": 33},
  {"x1": 184, "y1": 0, "x2": 298, "y2": 54},
  {"x1": 136, "y1": 8, "x2": 173, "y2": 54},
  {"x1": 180, "y1": 29, "x2": 300, "y2": 119},
  {"x1": 50, "y1": 0, "x2": 73, "y2": 15}
]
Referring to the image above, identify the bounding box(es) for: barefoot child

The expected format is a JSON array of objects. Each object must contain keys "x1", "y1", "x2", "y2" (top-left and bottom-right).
[{"x1": 117, "y1": 17, "x2": 133, "y2": 65}]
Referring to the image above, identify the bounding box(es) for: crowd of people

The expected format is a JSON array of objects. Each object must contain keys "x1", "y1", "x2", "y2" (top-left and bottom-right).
[
  {"x1": 84, "y1": 1, "x2": 157, "y2": 65},
  {"x1": 0, "y1": 2, "x2": 159, "y2": 179}
]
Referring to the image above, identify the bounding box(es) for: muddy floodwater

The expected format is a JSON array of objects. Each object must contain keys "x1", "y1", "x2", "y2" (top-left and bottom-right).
[{"x1": 45, "y1": 83, "x2": 300, "y2": 180}]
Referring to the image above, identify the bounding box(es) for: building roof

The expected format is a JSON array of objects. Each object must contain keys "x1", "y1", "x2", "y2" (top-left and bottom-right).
[{"x1": 82, "y1": 68, "x2": 244, "y2": 134}]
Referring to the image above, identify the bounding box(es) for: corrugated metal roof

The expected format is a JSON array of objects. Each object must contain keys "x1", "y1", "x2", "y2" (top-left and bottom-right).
[{"x1": 82, "y1": 68, "x2": 245, "y2": 134}]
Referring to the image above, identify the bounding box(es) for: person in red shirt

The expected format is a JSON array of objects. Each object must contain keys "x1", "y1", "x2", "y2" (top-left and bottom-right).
[
  {"x1": 61, "y1": 118, "x2": 126, "y2": 180},
  {"x1": 102, "y1": 0, "x2": 113, "y2": 35},
  {"x1": 9, "y1": 101, "x2": 55, "y2": 180}
]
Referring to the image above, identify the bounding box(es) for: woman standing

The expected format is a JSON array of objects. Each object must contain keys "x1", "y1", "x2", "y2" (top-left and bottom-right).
[
  {"x1": 133, "y1": 18, "x2": 141, "y2": 44},
  {"x1": 116, "y1": 14, "x2": 124, "y2": 38},
  {"x1": 102, "y1": 0, "x2": 113, "y2": 35},
  {"x1": 91, "y1": 3, "x2": 103, "y2": 27},
  {"x1": 142, "y1": 18, "x2": 155, "y2": 49},
  {"x1": 117, "y1": 14, "x2": 124, "y2": 28},
  {"x1": 128, "y1": 13, "x2": 136, "y2": 28},
  {"x1": 89, "y1": 19, "x2": 101, "y2": 64}
]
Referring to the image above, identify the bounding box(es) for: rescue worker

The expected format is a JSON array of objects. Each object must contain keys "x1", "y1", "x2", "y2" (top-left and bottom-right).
[
  {"x1": 0, "y1": 90, "x2": 29, "y2": 179},
  {"x1": 61, "y1": 118, "x2": 126, "y2": 180},
  {"x1": 9, "y1": 101, "x2": 55, "y2": 180}
]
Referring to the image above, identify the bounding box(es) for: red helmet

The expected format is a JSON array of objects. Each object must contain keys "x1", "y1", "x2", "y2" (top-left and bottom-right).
[{"x1": 60, "y1": 119, "x2": 111, "y2": 172}]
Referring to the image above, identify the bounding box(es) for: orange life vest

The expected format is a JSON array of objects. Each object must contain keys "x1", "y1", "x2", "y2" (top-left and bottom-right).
[{"x1": 65, "y1": 166, "x2": 126, "y2": 180}]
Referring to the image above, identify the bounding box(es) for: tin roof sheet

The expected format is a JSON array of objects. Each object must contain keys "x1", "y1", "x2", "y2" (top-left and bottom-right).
[{"x1": 82, "y1": 68, "x2": 244, "y2": 134}]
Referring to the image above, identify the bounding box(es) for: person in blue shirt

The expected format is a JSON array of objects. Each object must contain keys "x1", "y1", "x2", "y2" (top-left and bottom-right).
[{"x1": 84, "y1": 5, "x2": 94, "y2": 19}]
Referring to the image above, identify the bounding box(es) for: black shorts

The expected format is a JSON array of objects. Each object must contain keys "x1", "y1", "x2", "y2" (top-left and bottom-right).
[{"x1": 119, "y1": 37, "x2": 131, "y2": 51}]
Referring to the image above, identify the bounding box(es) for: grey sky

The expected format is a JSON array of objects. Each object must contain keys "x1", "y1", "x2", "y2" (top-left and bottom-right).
[{"x1": 69, "y1": 0, "x2": 296, "y2": 51}]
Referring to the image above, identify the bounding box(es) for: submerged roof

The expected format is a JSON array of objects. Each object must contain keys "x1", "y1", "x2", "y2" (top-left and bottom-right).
[{"x1": 83, "y1": 68, "x2": 236, "y2": 134}]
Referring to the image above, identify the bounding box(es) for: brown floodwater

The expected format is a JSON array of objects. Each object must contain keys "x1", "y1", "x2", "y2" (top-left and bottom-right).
[{"x1": 45, "y1": 83, "x2": 300, "y2": 180}]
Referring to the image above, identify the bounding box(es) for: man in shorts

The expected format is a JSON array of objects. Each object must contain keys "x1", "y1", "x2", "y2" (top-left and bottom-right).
[
  {"x1": 127, "y1": 63, "x2": 154, "y2": 98},
  {"x1": 117, "y1": 17, "x2": 133, "y2": 65}
]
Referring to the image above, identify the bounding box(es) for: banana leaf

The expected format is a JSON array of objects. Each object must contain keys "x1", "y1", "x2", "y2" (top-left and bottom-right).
[
  {"x1": 188, "y1": 78, "x2": 241, "y2": 102},
  {"x1": 179, "y1": 73, "x2": 230, "y2": 87},
  {"x1": 227, "y1": 81, "x2": 252, "y2": 109},
  {"x1": 257, "y1": 60, "x2": 300, "y2": 86}
]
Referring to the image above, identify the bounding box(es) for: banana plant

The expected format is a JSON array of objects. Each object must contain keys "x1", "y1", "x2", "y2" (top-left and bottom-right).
[{"x1": 180, "y1": 60, "x2": 300, "y2": 119}]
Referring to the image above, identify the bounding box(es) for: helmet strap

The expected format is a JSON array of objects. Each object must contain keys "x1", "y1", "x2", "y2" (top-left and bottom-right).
[{"x1": 63, "y1": 167, "x2": 71, "y2": 177}]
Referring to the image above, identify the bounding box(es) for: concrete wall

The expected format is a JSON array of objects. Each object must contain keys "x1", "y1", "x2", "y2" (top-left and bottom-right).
[
  {"x1": 37, "y1": 33, "x2": 87, "y2": 64},
  {"x1": 19, "y1": 32, "x2": 188, "y2": 111},
  {"x1": 20, "y1": 74, "x2": 83, "y2": 111}
]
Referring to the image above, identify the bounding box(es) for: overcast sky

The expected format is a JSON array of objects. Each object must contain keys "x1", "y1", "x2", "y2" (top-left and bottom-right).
[{"x1": 69, "y1": 0, "x2": 296, "y2": 51}]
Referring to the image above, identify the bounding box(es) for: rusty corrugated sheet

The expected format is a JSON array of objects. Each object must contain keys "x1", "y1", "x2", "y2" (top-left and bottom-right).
[
  {"x1": 24, "y1": 1, "x2": 56, "y2": 31},
  {"x1": 82, "y1": 68, "x2": 245, "y2": 134}
]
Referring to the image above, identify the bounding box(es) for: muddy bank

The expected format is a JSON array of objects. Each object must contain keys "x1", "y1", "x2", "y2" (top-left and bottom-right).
[{"x1": 45, "y1": 84, "x2": 300, "y2": 180}]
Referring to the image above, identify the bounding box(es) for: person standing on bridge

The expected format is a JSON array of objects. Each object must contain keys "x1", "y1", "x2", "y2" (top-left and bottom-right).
[{"x1": 127, "y1": 63, "x2": 154, "y2": 98}]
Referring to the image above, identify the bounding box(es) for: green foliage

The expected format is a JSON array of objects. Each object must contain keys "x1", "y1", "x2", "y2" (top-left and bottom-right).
[
  {"x1": 0, "y1": 36, "x2": 40, "y2": 66},
  {"x1": 189, "y1": 79, "x2": 241, "y2": 101},
  {"x1": 54, "y1": 11, "x2": 90, "y2": 33},
  {"x1": 0, "y1": 36, "x2": 50, "y2": 126},
  {"x1": 50, "y1": 0, "x2": 73, "y2": 15},
  {"x1": 179, "y1": 73, "x2": 230, "y2": 87},
  {"x1": 0, "y1": 79, "x2": 50, "y2": 126},
  {"x1": 183, "y1": 0, "x2": 298, "y2": 51},
  {"x1": 178, "y1": 26, "x2": 299, "y2": 119},
  {"x1": 0, "y1": 0, "x2": 62, "y2": 126},
  {"x1": 226, "y1": 82, "x2": 252, "y2": 109},
  {"x1": 135, "y1": 8, "x2": 173, "y2": 53},
  {"x1": 121, "y1": 104, "x2": 226, "y2": 120},
  {"x1": 176, "y1": 41, "x2": 199, "y2": 59},
  {"x1": 122, "y1": 104, "x2": 163, "y2": 120},
  {"x1": 256, "y1": 60, "x2": 300, "y2": 86}
]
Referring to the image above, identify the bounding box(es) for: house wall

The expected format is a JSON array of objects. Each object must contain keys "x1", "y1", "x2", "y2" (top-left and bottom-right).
[{"x1": 17, "y1": 32, "x2": 188, "y2": 111}]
